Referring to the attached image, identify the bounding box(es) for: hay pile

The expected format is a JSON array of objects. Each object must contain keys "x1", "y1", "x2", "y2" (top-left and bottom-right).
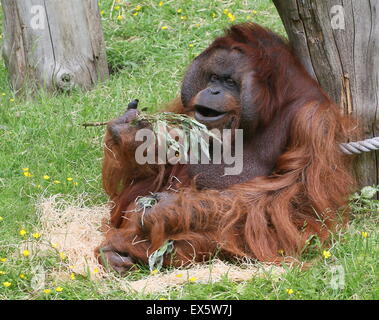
[{"x1": 36, "y1": 195, "x2": 286, "y2": 294}]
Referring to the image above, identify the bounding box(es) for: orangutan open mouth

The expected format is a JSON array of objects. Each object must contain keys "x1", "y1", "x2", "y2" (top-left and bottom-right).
[{"x1": 194, "y1": 105, "x2": 228, "y2": 122}]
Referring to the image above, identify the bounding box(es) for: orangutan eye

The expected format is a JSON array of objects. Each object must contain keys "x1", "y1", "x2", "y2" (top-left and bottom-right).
[
  {"x1": 210, "y1": 74, "x2": 218, "y2": 82},
  {"x1": 225, "y1": 77, "x2": 236, "y2": 87}
]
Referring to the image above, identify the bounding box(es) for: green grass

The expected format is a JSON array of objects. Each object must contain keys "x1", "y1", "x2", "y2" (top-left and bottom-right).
[{"x1": 0, "y1": 0, "x2": 378, "y2": 300}]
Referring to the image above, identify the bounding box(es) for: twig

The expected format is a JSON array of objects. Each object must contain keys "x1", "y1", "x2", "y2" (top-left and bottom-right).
[{"x1": 81, "y1": 121, "x2": 109, "y2": 128}]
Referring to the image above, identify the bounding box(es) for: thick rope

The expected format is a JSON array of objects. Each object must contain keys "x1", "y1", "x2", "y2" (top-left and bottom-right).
[{"x1": 340, "y1": 137, "x2": 379, "y2": 155}]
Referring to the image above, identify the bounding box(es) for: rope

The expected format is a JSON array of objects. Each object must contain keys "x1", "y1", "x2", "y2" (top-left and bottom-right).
[{"x1": 340, "y1": 137, "x2": 379, "y2": 155}]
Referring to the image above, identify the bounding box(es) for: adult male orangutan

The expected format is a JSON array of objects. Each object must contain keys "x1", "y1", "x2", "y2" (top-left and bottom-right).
[{"x1": 95, "y1": 23, "x2": 355, "y2": 274}]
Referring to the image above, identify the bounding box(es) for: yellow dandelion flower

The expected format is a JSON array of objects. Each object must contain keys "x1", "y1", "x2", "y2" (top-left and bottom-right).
[
  {"x1": 180, "y1": 16, "x2": 187, "y2": 20},
  {"x1": 252, "y1": 10, "x2": 258, "y2": 14},
  {"x1": 227, "y1": 12, "x2": 235, "y2": 22},
  {"x1": 22, "y1": 250, "x2": 30, "y2": 257},
  {"x1": 322, "y1": 250, "x2": 332, "y2": 259},
  {"x1": 135, "y1": 5, "x2": 142, "y2": 11},
  {"x1": 3, "y1": 281, "x2": 11, "y2": 288},
  {"x1": 151, "y1": 269, "x2": 159, "y2": 275},
  {"x1": 53, "y1": 180, "x2": 61, "y2": 184},
  {"x1": 212, "y1": 13, "x2": 217, "y2": 18},
  {"x1": 177, "y1": 9, "x2": 183, "y2": 13},
  {"x1": 114, "y1": 5, "x2": 120, "y2": 10},
  {"x1": 223, "y1": 9, "x2": 229, "y2": 14},
  {"x1": 117, "y1": 15, "x2": 123, "y2": 21},
  {"x1": 93, "y1": 267, "x2": 100, "y2": 274},
  {"x1": 70, "y1": 273, "x2": 76, "y2": 280},
  {"x1": 159, "y1": 1, "x2": 164, "y2": 7},
  {"x1": 188, "y1": 43, "x2": 194, "y2": 48},
  {"x1": 66, "y1": 177, "x2": 73, "y2": 181},
  {"x1": 19, "y1": 229, "x2": 27, "y2": 236},
  {"x1": 23, "y1": 171, "x2": 33, "y2": 177},
  {"x1": 9, "y1": 98, "x2": 15, "y2": 102},
  {"x1": 73, "y1": 182, "x2": 78, "y2": 186},
  {"x1": 32, "y1": 233, "x2": 41, "y2": 239},
  {"x1": 0, "y1": 258, "x2": 7, "y2": 262},
  {"x1": 68, "y1": 265, "x2": 75, "y2": 270},
  {"x1": 43, "y1": 289, "x2": 51, "y2": 294},
  {"x1": 0, "y1": 216, "x2": 4, "y2": 222},
  {"x1": 43, "y1": 175, "x2": 50, "y2": 180},
  {"x1": 55, "y1": 287, "x2": 63, "y2": 292},
  {"x1": 161, "y1": 26, "x2": 168, "y2": 30},
  {"x1": 100, "y1": 10, "x2": 105, "y2": 15},
  {"x1": 133, "y1": 12, "x2": 139, "y2": 16},
  {"x1": 0, "y1": 271, "x2": 6, "y2": 275},
  {"x1": 22, "y1": 168, "x2": 29, "y2": 172},
  {"x1": 1, "y1": 93, "x2": 5, "y2": 96},
  {"x1": 159, "y1": 297, "x2": 167, "y2": 300},
  {"x1": 51, "y1": 242, "x2": 58, "y2": 248},
  {"x1": 246, "y1": 15, "x2": 251, "y2": 19},
  {"x1": 188, "y1": 276, "x2": 197, "y2": 282},
  {"x1": 175, "y1": 273, "x2": 183, "y2": 278},
  {"x1": 361, "y1": 231, "x2": 368, "y2": 238},
  {"x1": 19, "y1": 274, "x2": 27, "y2": 279},
  {"x1": 286, "y1": 288, "x2": 294, "y2": 295},
  {"x1": 59, "y1": 252, "x2": 66, "y2": 260}
]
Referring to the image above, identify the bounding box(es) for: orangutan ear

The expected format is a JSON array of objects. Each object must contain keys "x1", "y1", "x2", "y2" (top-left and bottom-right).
[{"x1": 181, "y1": 54, "x2": 210, "y2": 108}]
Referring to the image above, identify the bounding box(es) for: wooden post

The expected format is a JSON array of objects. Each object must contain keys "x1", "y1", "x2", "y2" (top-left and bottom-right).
[
  {"x1": 1, "y1": 0, "x2": 109, "y2": 92},
  {"x1": 273, "y1": 0, "x2": 379, "y2": 188}
]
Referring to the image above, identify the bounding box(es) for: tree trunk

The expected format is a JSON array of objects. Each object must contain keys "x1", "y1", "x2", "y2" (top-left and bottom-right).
[
  {"x1": 273, "y1": 0, "x2": 379, "y2": 188},
  {"x1": 1, "y1": 0, "x2": 109, "y2": 92}
]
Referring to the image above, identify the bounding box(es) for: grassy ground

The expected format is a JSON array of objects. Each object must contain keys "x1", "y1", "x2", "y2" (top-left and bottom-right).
[{"x1": 0, "y1": 0, "x2": 378, "y2": 300}]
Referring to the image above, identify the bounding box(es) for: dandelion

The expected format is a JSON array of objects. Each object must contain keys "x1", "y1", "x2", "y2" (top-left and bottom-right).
[
  {"x1": 177, "y1": 9, "x2": 182, "y2": 13},
  {"x1": 3, "y1": 281, "x2": 11, "y2": 288},
  {"x1": 73, "y1": 182, "x2": 78, "y2": 186},
  {"x1": 0, "y1": 271, "x2": 6, "y2": 275},
  {"x1": 114, "y1": 5, "x2": 120, "y2": 10},
  {"x1": 0, "y1": 216, "x2": 4, "y2": 222},
  {"x1": 32, "y1": 233, "x2": 41, "y2": 239},
  {"x1": 100, "y1": 10, "x2": 105, "y2": 15},
  {"x1": 117, "y1": 15, "x2": 123, "y2": 21},
  {"x1": 23, "y1": 171, "x2": 32, "y2": 177},
  {"x1": 2, "y1": 93, "x2": 6, "y2": 96},
  {"x1": 161, "y1": 26, "x2": 168, "y2": 30},
  {"x1": 151, "y1": 269, "x2": 159, "y2": 275},
  {"x1": 59, "y1": 252, "x2": 66, "y2": 260},
  {"x1": 43, "y1": 289, "x2": 52, "y2": 294},
  {"x1": 211, "y1": 12, "x2": 217, "y2": 18},
  {"x1": 9, "y1": 98, "x2": 15, "y2": 102},
  {"x1": 159, "y1": 1, "x2": 164, "y2": 6},
  {"x1": 19, "y1": 274, "x2": 27, "y2": 279},
  {"x1": 361, "y1": 231, "x2": 369, "y2": 238},
  {"x1": 22, "y1": 168, "x2": 29, "y2": 172},
  {"x1": 175, "y1": 273, "x2": 183, "y2": 278},
  {"x1": 93, "y1": 267, "x2": 100, "y2": 274},
  {"x1": 133, "y1": 12, "x2": 139, "y2": 16},
  {"x1": 22, "y1": 250, "x2": 30, "y2": 257},
  {"x1": 188, "y1": 43, "x2": 194, "y2": 48},
  {"x1": 322, "y1": 250, "x2": 332, "y2": 259},
  {"x1": 0, "y1": 258, "x2": 7, "y2": 262},
  {"x1": 53, "y1": 180, "x2": 61, "y2": 184},
  {"x1": 223, "y1": 9, "x2": 229, "y2": 14},
  {"x1": 55, "y1": 287, "x2": 63, "y2": 292},
  {"x1": 286, "y1": 288, "x2": 294, "y2": 295},
  {"x1": 252, "y1": 10, "x2": 258, "y2": 14},
  {"x1": 227, "y1": 12, "x2": 236, "y2": 22},
  {"x1": 19, "y1": 229, "x2": 27, "y2": 236},
  {"x1": 135, "y1": 5, "x2": 142, "y2": 11},
  {"x1": 180, "y1": 16, "x2": 187, "y2": 20},
  {"x1": 188, "y1": 276, "x2": 197, "y2": 282},
  {"x1": 43, "y1": 175, "x2": 50, "y2": 180},
  {"x1": 70, "y1": 273, "x2": 76, "y2": 280},
  {"x1": 51, "y1": 242, "x2": 58, "y2": 248}
]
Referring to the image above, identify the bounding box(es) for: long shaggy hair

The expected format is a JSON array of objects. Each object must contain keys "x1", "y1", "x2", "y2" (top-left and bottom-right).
[{"x1": 97, "y1": 23, "x2": 356, "y2": 267}]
